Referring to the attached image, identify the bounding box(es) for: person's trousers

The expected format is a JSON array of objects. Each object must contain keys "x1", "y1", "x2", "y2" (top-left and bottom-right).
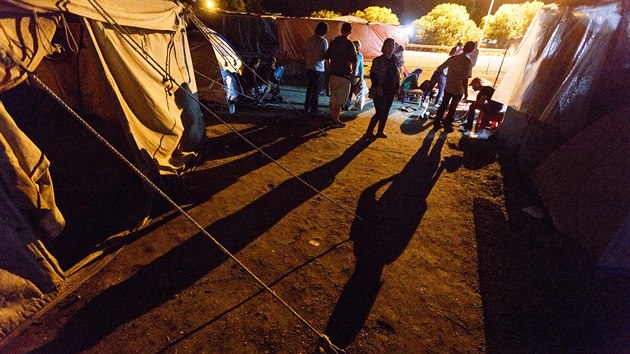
[
  {"x1": 366, "y1": 92, "x2": 395, "y2": 134},
  {"x1": 305, "y1": 69, "x2": 324, "y2": 113},
  {"x1": 430, "y1": 74, "x2": 446, "y2": 104},
  {"x1": 435, "y1": 90, "x2": 463, "y2": 127}
]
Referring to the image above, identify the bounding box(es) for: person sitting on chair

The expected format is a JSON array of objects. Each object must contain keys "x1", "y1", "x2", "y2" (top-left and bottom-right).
[
  {"x1": 257, "y1": 56, "x2": 283, "y2": 103},
  {"x1": 462, "y1": 77, "x2": 504, "y2": 132},
  {"x1": 400, "y1": 68, "x2": 422, "y2": 101},
  {"x1": 242, "y1": 57, "x2": 265, "y2": 101}
]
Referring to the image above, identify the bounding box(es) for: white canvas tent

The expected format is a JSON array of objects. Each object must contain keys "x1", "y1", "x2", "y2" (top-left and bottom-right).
[
  {"x1": 494, "y1": 0, "x2": 630, "y2": 271},
  {"x1": 188, "y1": 24, "x2": 243, "y2": 112},
  {"x1": 0, "y1": 0, "x2": 206, "y2": 340}
]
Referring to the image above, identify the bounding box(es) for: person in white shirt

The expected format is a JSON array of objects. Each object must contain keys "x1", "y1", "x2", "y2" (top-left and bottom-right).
[
  {"x1": 304, "y1": 22, "x2": 328, "y2": 114},
  {"x1": 468, "y1": 41, "x2": 480, "y2": 67},
  {"x1": 433, "y1": 41, "x2": 475, "y2": 131}
]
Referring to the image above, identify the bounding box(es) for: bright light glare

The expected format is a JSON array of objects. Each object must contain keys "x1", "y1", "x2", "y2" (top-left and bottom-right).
[
  {"x1": 203, "y1": 0, "x2": 215, "y2": 10},
  {"x1": 405, "y1": 25, "x2": 414, "y2": 37}
]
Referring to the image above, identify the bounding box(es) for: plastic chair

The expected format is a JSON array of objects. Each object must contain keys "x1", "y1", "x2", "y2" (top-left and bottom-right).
[{"x1": 476, "y1": 111, "x2": 504, "y2": 130}]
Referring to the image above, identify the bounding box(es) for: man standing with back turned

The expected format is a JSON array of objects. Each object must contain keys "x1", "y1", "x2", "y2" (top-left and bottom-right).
[
  {"x1": 433, "y1": 41, "x2": 475, "y2": 132},
  {"x1": 304, "y1": 21, "x2": 328, "y2": 114},
  {"x1": 324, "y1": 22, "x2": 357, "y2": 127}
]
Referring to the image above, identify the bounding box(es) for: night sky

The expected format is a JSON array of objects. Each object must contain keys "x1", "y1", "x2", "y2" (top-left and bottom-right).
[{"x1": 262, "y1": 0, "x2": 528, "y2": 24}]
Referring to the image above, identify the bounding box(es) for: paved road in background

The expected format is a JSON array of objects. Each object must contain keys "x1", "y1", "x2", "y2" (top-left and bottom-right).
[{"x1": 400, "y1": 50, "x2": 514, "y2": 85}]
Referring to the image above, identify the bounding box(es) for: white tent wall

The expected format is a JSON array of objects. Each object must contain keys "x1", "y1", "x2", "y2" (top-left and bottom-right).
[
  {"x1": 84, "y1": 19, "x2": 205, "y2": 175},
  {"x1": 0, "y1": 0, "x2": 207, "y2": 341},
  {"x1": 494, "y1": 0, "x2": 630, "y2": 270},
  {"x1": 188, "y1": 27, "x2": 243, "y2": 111}
]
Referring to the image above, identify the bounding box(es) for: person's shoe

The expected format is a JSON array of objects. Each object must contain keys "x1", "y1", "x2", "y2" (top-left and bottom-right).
[
  {"x1": 330, "y1": 121, "x2": 346, "y2": 128},
  {"x1": 363, "y1": 132, "x2": 375, "y2": 139},
  {"x1": 376, "y1": 132, "x2": 388, "y2": 138}
]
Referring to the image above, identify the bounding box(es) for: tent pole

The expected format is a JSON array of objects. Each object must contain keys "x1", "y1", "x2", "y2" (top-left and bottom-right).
[{"x1": 493, "y1": 42, "x2": 510, "y2": 87}]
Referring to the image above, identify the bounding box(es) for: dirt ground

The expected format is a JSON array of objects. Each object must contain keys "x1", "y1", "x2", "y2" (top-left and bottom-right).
[{"x1": 3, "y1": 84, "x2": 629, "y2": 353}]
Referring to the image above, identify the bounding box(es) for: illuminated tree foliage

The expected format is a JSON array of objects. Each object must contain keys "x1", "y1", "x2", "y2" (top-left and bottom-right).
[
  {"x1": 483, "y1": 1, "x2": 544, "y2": 45},
  {"x1": 352, "y1": 6, "x2": 400, "y2": 25},
  {"x1": 244, "y1": 0, "x2": 264, "y2": 13},
  {"x1": 309, "y1": 9, "x2": 342, "y2": 19},
  {"x1": 412, "y1": 3, "x2": 482, "y2": 45},
  {"x1": 211, "y1": 0, "x2": 246, "y2": 12}
]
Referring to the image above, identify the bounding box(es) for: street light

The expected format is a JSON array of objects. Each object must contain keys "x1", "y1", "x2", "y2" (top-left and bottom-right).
[
  {"x1": 202, "y1": 0, "x2": 215, "y2": 11},
  {"x1": 480, "y1": 0, "x2": 495, "y2": 44}
]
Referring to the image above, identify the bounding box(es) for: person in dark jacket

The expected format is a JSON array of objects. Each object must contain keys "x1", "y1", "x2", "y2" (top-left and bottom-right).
[
  {"x1": 462, "y1": 77, "x2": 504, "y2": 132},
  {"x1": 324, "y1": 22, "x2": 357, "y2": 127},
  {"x1": 364, "y1": 38, "x2": 400, "y2": 138}
]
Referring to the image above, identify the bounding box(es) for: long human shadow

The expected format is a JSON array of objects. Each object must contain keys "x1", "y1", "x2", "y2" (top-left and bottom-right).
[
  {"x1": 159, "y1": 121, "x2": 323, "y2": 210},
  {"x1": 33, "y1": 139, "x2": 371, "y2": 353},
  {"x1": 399, "y1": 117, "x2": 433, "y2": 136},
  {"x1": 324, "y1": 130, "x2": 448, "y2": 348}
]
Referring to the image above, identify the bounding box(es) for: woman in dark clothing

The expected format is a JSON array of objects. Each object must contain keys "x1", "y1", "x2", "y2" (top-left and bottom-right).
[{"x1": 364, "y1": 38, "x2": 400, "y2": 138}]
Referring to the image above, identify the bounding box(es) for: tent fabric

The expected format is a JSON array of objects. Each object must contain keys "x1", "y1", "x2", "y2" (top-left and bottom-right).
[
  {"x1": 188, "y1": 27, "x2": 243, "y2": 106},
  {"x1": 334, "y1": 16, "x2": 369, "y2": 24},
  {"x1": 0, "y1": 102, "x2": 65, "y2": 238},
  {"x1": 495, "y1": 0, "x2": 630, "y2": 270},
  {"x1": 0, "y1": 0, "x2": 182, "y2": 31},
  {"x1": 276, "y1": 18, "x2": 409, "y2": 62},
  {"x1": 0, "y1": 0, "x2": 206, "y2": 339},
  {"x1": 0, "y1": 13, "x2": 58, "y2": 93},
  {"x1": 530, "y1": 106, "x2": 630, "y2": 264},
  {"x1": 0, "y1": 101, "x2": 66, "y2": 337},
  {"x1": 493, "y1": 2, "x2": 622, "y2": 125},
  {"x1": 84, "y1": 19, "x2": 205, "y2": 175}
]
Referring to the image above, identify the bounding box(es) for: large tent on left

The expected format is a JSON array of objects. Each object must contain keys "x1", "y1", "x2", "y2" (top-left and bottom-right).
[{"x1": 0, "y1": 0, "x2": 207, "y2": 340}]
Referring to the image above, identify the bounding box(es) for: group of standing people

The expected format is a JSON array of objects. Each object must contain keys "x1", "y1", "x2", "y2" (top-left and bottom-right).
[
  {"x1": 304, "y1": 21, "x2": 497, "y2": 138},
  {"x1": 305, "y1": 22, "x2": 359, "y2": 128},
  {"x1": 304, "y1": 21, "x2": 402, "y2": 135}
]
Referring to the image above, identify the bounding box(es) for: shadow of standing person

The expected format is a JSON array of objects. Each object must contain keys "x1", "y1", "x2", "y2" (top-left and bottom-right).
[{"x1": 324, "y1": 130, "x2": 448, "y2": 349}]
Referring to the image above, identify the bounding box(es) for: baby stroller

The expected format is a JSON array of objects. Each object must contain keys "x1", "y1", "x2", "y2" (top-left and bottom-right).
[
  {"x1": 414, "y1": 80, "x2": 433, "y2": 119},
  {"x1": 268, "y1": 65, "x2": 284, "y2": 103}
]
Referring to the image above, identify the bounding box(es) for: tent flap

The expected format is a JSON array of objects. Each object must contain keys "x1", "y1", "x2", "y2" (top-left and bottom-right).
[{"x1": 84, "y1": 19, "x2": 205, "y2": 175}]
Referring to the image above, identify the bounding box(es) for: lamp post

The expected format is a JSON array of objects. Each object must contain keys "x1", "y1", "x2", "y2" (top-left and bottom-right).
[{"x1": 480, "y1": 0, "x2": 495, "y2": 44}]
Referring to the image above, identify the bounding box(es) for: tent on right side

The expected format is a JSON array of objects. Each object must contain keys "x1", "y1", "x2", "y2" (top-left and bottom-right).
[{"x1": 493, "y1": 0, "x2": 630, "y2": 272}]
